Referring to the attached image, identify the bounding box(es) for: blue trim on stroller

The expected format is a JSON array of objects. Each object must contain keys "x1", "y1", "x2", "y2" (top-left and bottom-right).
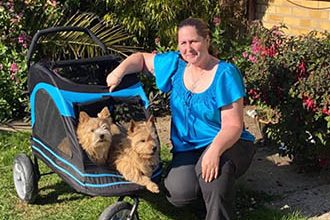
[
  {"x1": 30, "y1": 82, "x2": 149, "y2": 126},
  {"x1": 33, "y1": 137, "x2": 123, "y2": 178},
  {"x1": 32, "y1": 137, "x2": 163, "y2": 188},
  {"x1": 32, "y1": 145, "x2": 131, "y2": 187}
]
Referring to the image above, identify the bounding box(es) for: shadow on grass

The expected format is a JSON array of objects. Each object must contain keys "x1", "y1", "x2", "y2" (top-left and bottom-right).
[
  {"x1": 139, "y1": 180, "x2": 305, "y2": 220},
  {"x1": 35, "y1": 180, "x2": 86, "y2": 205},
  {"x1": 235, "y1": 185, "x2": 307, "y2": 220},
  {"x1": 140, "y1": 188, "x2": 200, "y2": 220},
  {"x1": 136, "y1": 159, "x2": 200, "y2": 219}
]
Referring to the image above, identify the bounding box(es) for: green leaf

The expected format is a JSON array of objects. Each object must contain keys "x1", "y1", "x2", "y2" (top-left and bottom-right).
[{"x1": 37, "y1": 12, "x2": 140, "y2": 60}]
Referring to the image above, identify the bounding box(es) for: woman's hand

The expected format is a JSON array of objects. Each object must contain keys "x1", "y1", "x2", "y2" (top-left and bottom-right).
[
  {"x1": 106, "y1": 71, "x2": 122, "y2": 92},
  {"x1": 200, "y1": 98, "x2": 244, "y2": 182},
  {"x1": 106, "y1": 52, "x2": 155, "y2": 92},
  {"x1": 201, "y1": 146, "x2": 221, "y2": 183}
]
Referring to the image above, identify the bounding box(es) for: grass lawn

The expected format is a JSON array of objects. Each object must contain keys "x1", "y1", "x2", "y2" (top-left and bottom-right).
[{"x1": 0, "y1": 131, "x2": 307, "y2": 220}]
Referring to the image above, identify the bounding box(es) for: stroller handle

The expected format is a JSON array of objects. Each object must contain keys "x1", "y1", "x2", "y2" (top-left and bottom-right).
[{"x1": 27, "y1": 26, "x2": 108, "y2": 69}]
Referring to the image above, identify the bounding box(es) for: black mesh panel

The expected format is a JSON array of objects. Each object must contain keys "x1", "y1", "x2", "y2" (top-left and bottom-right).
[{"x1": 33, "y1": 89, "x2": 71, "y2": 157}]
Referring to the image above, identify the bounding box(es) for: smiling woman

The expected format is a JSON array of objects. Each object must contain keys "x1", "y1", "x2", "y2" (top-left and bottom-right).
[
  {"x1": 177, "y1": 23, "x2": 210, "y2": 64},
  {"x1": 178, "y1": 22, "x2": 219, "y2": 94},
  {"x1": 106, "y1": 17, "x2": 256, "y2": 220}
]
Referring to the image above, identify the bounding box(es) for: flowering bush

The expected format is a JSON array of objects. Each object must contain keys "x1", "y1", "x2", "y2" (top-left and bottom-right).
[
  {"x1": 0, "y1": 0, "x2": 63, "y2": 121},
  {"x1": 270, "y1": 31, "x2": 330, "y2": 169},
  {"x1": 235, "y1": 23, "x2": 330, "y2": 170}
]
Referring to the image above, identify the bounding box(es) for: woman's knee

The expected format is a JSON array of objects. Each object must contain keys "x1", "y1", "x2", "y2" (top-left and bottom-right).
[
  {"x1": 164, "y1": 167, "x2": 200, "y2": 207},
  {"x1": 199, "y1": 160, "x2": 236, "y2": 197},
  {"x1": 164, "y1": 185, "x2": 199, "y2": 207},
  {"x1": 222, "y1": 140, "x2": 256, "y2": 178}
]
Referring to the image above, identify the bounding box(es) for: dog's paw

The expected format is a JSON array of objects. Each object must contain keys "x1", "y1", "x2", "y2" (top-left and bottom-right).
[{"x1": 146, "y1": 182, "x2": 159, "y2": 193}]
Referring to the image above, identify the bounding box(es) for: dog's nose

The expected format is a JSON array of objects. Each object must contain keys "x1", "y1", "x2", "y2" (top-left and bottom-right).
[{"x1": 100, "y1": 134, "x2": 104, "y2": 140}]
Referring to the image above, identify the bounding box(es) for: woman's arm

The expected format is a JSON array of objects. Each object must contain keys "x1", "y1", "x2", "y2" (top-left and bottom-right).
[
  {"x1": 201, "y1": 98, "x2": 244, "y2": 182},
  {"x1": 107, "y1": 52, "x2": 155, "y2": 91}
]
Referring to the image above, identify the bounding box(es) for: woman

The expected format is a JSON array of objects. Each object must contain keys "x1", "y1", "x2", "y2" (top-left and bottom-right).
[{"x1": 107, "y1": 18, "x2": 255, "y2": 220}]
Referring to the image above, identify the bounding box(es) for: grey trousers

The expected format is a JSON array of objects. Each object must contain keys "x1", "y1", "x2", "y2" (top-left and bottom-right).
[{"x1": 164, "y1": 140, "x2": 256, "y2": 220}]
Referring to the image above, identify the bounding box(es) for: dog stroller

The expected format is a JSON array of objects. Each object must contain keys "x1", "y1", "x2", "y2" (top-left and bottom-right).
[{"x1": 12, "y1": 26, "x2": 162, "y2": 220}]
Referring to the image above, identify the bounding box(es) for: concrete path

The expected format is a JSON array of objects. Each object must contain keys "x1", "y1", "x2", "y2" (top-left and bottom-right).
[{"x1": 239, "y1": 146, "x2": 330, "y2": 219}]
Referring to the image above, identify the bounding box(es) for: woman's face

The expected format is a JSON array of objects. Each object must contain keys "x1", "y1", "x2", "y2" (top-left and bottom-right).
[{"x1": 178, "y1": 25, "x2": 209, "y2": 65}]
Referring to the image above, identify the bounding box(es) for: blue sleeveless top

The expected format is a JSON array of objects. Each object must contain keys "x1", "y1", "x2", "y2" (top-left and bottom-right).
[{"x1": 154, "y1": 51, "x2": 255, "y2": 152}]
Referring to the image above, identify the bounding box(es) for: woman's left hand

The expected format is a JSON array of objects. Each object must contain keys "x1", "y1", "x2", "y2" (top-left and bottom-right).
[
  {"x1": 107, "y1": 71, "x2": 122, "y2": 92},
  {"x1": 201, "y1": 147, "x2": 221, "y2": 182}
]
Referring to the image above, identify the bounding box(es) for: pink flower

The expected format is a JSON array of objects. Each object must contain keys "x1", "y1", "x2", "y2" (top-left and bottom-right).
[
  {"x1": 248, "y1": 54, "x2": 257, "y2": 63},
  {"x1": 213, "y1": 17, "x2": 221, "y2": 26},
  {"x1": 242, "y1": 51, "x2": 248, "y2": 58},
  {"x1": 248, "y1": 89, "x2": 260, "y2": 100},
  {"x1": 260, "y1": 47, "x2": 268, "y2": 57},
  {"x1": 10, "y1": 62, "x2": 19, "y2": 81},
  {"x1": 18, "y1": 33, "x2": 30, "y2": 48},
  {"x1": 10, "y1": 63, "x2": 18, "y2": 73},
  {"x1": 18, "y1": 34, "x2": 25, "y2": 44},
  {"x1": 297, "y1": 60, "x2": 307, "y2": 78},
  {"x1": 303, "y1": 97, "x2": 316, "y2": 111},
  {"x1": 266, "y1": 44, "x2": 277, "y2": 57},
  {"x1": 322, "y1": 107, "x2": 330, "y2": 116},
  {"x1": 251, "y1": 36, "x2": 262, "y2": 55}
]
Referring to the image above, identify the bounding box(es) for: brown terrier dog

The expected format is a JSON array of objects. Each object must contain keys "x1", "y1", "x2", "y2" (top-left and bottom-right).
[
  {"x1": 76, "y1": 107, "x2": 113, "y2": 165},
  {"x1": 111, "y1": 116, "x2": 160, "y2": 193}
]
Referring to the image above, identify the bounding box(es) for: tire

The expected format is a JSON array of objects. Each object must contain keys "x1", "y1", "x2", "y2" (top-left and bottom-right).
[
  {"x1": 13, "y1": 153, "x2": 38, "y2": 203},
  {"x1": 98, "y1": 201, "x2": 139, "y2": 220}
]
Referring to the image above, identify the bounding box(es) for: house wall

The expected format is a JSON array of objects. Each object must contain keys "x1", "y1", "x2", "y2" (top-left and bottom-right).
[{"x1": 256, "y1": 0, "x2": 330, "y2": 35}]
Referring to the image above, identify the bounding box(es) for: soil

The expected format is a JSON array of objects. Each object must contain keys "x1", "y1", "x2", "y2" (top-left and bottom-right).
[{"x1": 154, "y1": 106, "x2": 330, "y2": 220}]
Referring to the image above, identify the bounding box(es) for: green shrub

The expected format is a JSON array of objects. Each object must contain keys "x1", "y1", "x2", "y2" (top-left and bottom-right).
[
  {"x1": 271, "y1": 31, "x2": 330, "y2": 169},
  {"x1": 0, "y1": 0, "x2": 63, "y2": 121},
  {"x1": 102, "y1": 0, "x2": 221, "y2": 49},
  {"x1": 234, "y1": 23, "x2": 330, "y2": 169},
  {"x1": 0, "y1": 1, "x2": 136, "y2": 122}
]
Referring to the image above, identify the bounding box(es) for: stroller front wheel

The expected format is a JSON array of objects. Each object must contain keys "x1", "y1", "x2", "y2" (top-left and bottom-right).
[
  {"x1": 12, "y1": 153, "x2": 38, "y2": 203},
  {"x1": 98, "y1": 201, "x2": 139, "y2": 220}
]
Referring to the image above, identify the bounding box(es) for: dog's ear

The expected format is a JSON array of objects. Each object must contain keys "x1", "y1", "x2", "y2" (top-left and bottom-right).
[
  {"x1": 79, "y1": 111, "x2": 90, "y2": 123},
  {"x1": 128, "y1": 119, "x2": 136, "y2": 134},
  {"x1": 98, "y1": 107, "x2": 111, "y2": 119}
]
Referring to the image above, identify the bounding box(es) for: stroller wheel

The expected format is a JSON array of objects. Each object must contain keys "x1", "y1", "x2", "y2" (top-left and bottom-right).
[
  {"x1": 12, "y1": 153, "x2": 38, "y2": 203},
  {"x1": 99, "y1": 201, "x2": 139, "y2": 220}
]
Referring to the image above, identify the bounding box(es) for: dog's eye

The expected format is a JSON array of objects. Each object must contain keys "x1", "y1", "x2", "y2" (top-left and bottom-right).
[{"x1": 90, "y1": 129, "x2": 95, "y2": 132}]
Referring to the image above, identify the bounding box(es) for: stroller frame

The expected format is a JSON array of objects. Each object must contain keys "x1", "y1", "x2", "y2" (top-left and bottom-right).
[{"x1": 12, "y1": 26, "x2": 162, "y2": 220}]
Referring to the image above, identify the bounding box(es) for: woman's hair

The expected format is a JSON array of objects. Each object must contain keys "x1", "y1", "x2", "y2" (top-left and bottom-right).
[{"x1": 178, "y1": 18, "x2": 210, "y2": 39}]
